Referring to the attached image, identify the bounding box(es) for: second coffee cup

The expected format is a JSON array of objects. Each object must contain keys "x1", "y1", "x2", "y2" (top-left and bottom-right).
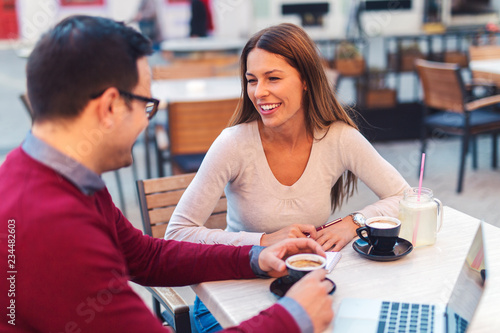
[
  {"x1": 285, "y1": 253, "x2": 326, "y2": 281},
  {"x1": 356, "y1": 216, "x2": 401, "y2": 253}
]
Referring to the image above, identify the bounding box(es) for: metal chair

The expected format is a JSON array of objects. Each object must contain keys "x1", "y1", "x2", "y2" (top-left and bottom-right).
[
  {"x1": 415, "y1": 59, "x2": 500, "y2": 193},
  {"x1": 136, "y1": 173, "x2": 227, "y2": 332}
]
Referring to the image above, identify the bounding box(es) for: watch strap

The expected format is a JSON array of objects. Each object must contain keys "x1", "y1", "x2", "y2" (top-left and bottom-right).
[{"x1": 349, "y1": 212, "x2": 366, "y2": 227}]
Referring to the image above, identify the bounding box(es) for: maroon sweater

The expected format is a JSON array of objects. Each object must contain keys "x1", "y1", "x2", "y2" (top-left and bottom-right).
[{"x1": 0, "y1": 148, "x2": 300, "y2": 333}]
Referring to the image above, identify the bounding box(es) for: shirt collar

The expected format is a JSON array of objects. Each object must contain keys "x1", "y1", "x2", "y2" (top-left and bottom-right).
[{"x1": 22, "y1": 132, "x2": 106, "y2": 195}]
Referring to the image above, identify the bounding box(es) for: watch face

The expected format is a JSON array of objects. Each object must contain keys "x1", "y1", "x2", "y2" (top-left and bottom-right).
[{"x1": 352, "y1": 213, "x2": 366, "y2": 227}]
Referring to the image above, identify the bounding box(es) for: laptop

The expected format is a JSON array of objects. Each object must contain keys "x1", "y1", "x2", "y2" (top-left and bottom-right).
[{"x1": 333, "y1": 221, "x2": 488, "y2": 333}]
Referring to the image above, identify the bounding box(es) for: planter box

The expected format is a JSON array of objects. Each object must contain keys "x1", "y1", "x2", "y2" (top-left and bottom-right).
[
  {"x1": 444, "y1": 51, "x2": 468, "y2": 67},
  {"x1": 365, "y1": 89, "x2": 397, "y2": 109},
  {"x1": 334, "y1": 57, "x2": 366, "y2": 76}
]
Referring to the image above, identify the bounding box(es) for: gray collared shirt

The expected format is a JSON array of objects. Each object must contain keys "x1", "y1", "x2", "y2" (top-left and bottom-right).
[{"x1": 22, "y1": 131, "x2": 105, "y2": 195}]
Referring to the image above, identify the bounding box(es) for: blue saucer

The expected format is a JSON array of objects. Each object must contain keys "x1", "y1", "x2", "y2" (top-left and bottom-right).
[{"x1": 353, "y1": 237, "x2": 413, "y2": 261}]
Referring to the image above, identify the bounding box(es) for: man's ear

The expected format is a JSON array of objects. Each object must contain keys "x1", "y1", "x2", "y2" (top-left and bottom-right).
[{"x1": 96, "y1": 87, "x2": 120, "y2": 129}]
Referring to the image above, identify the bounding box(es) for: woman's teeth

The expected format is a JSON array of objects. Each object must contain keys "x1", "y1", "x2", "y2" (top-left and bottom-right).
[{"x1": 261, "y1": 103, "x2": 281, "y2": 111}]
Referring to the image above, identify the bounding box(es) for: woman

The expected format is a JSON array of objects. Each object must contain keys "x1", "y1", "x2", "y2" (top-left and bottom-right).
[
  {"x1": 165, "y1": 22, "x2": 410, "y2": 333},
  {"x1": 165, "y1": 23, "x2": 409, "y2": 249}
]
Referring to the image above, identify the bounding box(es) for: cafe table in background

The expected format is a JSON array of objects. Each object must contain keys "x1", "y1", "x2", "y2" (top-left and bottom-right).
[
  {"x1": 151, "y1": 76, "x2": 241, "y2": 107},
  {"x1": 191, "y1": 206, "x2": 500, "y2": 332},
  {"x1": 160, "y1": 37, "x2": 246, "y2": 59},
  {"x1": 469, "y1": 59, "x2": 500, "y2": 87}
]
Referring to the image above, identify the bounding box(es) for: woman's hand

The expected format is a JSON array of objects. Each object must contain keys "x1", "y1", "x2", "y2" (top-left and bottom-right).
[
  {"x1": 314, "y1": 217, "x2": 358, "y2": 251},
  {"x1": 260, "y1": 224, "x2": 317, "y2": 246}
]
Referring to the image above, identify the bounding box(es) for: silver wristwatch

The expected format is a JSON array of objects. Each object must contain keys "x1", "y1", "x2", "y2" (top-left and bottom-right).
[{"x1": 349, "y1": 212, "x2": 366, "y2": 228}]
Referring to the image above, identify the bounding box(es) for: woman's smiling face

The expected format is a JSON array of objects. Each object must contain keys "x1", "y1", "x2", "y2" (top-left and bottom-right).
[{"x1": 245, "y1": 48, "x2": 307, "y2": 130}]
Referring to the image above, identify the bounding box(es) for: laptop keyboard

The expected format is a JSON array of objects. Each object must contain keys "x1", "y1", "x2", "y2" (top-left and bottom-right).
[
  {"x1": 377, "y1": 301, "x2": 435, "y2": 333},
  {"x1": 453, "y1": 313, "x2": 468, "y2": 333}
]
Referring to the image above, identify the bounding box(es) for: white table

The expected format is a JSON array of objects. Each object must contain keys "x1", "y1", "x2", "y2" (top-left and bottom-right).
[
  {"x1": 151, "y1": 76, "x2": 241, "y2": 105},
  {"x1": 160, "y1": 37, "x2": 246, "y2": 55},
  {"x1": 469, "y1": 59, "x2": 500, "y2": 74},
  {"x1": 469, "y1": 59, "x2": 500, "y2": 86},
  {"x1": 192, "y1": 207, "x2": 500, "y2": 332}
]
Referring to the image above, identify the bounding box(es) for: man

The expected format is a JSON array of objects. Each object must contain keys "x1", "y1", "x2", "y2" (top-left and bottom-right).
[{"x1": 0, "y1": 16, "x2": 333, "y2": 332}]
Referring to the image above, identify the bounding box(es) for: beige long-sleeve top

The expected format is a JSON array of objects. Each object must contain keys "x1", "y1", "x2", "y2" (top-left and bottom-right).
[{"x1": 165, "y1": 120, "x2": 410, "y2": 245}]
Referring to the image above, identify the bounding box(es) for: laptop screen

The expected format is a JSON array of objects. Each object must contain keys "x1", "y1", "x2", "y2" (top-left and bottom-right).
[{"x1": 445, "y1": 222, "x2": 487, "y2": 332}]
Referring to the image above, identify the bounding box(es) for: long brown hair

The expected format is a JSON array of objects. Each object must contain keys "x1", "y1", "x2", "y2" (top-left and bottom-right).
[{"x1": 230, "y1": 23, "x2": 358, "y2": 213}]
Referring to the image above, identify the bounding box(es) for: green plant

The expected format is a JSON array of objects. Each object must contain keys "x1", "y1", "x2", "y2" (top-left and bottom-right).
[
  {"x1": 399, "y1": 42, "x2": 422, "y2": 55},
  {"x1": 336, "y1": 41, "x2": 362, "y2": 60}
]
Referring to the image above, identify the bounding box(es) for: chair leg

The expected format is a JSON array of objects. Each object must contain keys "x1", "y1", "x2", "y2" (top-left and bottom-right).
[
  {"x1": 471, "y1": 136, "x2": 478, "y2": 170},
  {"x1": 114, "y1": 170, "x2": 127, "y2": 217},
  {"x1": 457, "y1": 135, "x2": 469, "y2": 193},
  {"x1": 157, "y1": 150, "x2": 165, "y2": 178},
  {"x1": 144, "y1": 125, "x2": 153, "y2": 179},
  {"x1": 493, "y1": 132, "x2": 498, "y2": 169},
  {"x1": 131, "y1": 144, "x2": 139, "y2": 182},
  {"x1": 152, "y1": 298, "x2": 163, "y2": 323},
  {"x1": 174, "y1": 312, "x2": 192, "y2": 333}
]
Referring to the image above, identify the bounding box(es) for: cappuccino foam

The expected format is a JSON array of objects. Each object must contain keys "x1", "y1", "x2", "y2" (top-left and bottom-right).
[
  {"x1": 290, "y1": 259, "x2": 322, "y2": 268},
  {"x1": 368, "y1": 221, "x2": 398, "y2": 229}
]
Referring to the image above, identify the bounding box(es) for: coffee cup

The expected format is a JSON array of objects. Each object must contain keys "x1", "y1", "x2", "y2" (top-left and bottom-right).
[
  {"x1": 285, "y1": 253, "x2": 326, "y2": 281},
  {"x1": 356, "y1": 217, "x2": 401, "y2": 253}
]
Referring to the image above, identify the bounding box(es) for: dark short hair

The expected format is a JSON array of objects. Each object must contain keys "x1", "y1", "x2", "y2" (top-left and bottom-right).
[{"x1": 27, "y1": 15, "x2": 153, "y2": 122}]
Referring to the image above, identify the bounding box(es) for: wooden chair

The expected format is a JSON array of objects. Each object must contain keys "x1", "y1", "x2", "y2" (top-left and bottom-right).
[
  {"x1": 152, "y1": 64, "x2": 215, "y2": 80},
  {"x1": 324, "y1": 68, "x2": 340, "y2": 92},
  {"x1": 152, "y1": 55, "x2": 239, "y2": 81},
  {"x1": 170, "y1": 54, "x2": 240, "y2": 67},
  {"x1": 155, "y1": 98, "x2": 239, "y2": 176},
  {"x1": 469, "y1": 45, "x2": 500, "y2": 61},
  {"x1": 415, "y1": 59, "x2": 500, "y2": 193},
  {"x1": 136, "y1": 173, "x2": 227, "y2": 332}
]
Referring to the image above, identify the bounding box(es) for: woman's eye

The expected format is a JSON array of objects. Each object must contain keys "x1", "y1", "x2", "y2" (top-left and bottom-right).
[
  {"x1": 269, "y1": 77, "x2": 281, "y2": 81},
  {"x1": 247, "y1": 79, "x2": 257, "y2": 84}
]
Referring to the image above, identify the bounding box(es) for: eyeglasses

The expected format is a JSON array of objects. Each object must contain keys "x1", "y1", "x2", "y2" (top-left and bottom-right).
[
  {"x1": 118, "y1": 90, "x2": 159, "y2": 120},
  {"x1": 90, "y1": 89, "x2": 160, "y2": 120}
]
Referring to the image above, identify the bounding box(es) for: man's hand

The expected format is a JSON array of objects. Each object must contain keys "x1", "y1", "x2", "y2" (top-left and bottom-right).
[
  {"x1": 258, "y1": 238, "x2": 325, "y2": 278},
  {"x1": 286, "y1": 270, "x2": 334, "y2": 333}
]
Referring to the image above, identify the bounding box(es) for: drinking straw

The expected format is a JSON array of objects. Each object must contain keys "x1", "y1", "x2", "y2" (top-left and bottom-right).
[
  {"x1": 418, "y1": 153, "x2": 426, "y2": 200},
  {"x1": 413, "y1": 153, "x2": 426, "y2": 245}
]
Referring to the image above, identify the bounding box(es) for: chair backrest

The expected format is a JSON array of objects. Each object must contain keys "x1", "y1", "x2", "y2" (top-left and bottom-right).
[
  {"x1": 469, "y1": 45, "x2": 500, "y2": 61},
  {"x1": 152, "y1": 64, "x2": 215, "y2": 80},
  {"x1": 167, "y1": 98, "x2": 239, "y2": 155},
  {"x1": 171, "y1": 54, "x2": 240, "y2": 67},
  {"x1": 153, "y1": 55, "x2": 240, "y2": 80},
  {"x1": 137, "y1": 173, "x2": 227, "y2": 239},
  {"x1": 324, "y1": 68, "x2": 340, "y2": 91},
  {"x1": 20, "y1": 93, "x2": 33, "y2": 116},
  {"x1": 415, "y1": 59, "x2": 466, "y2": 113}
]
